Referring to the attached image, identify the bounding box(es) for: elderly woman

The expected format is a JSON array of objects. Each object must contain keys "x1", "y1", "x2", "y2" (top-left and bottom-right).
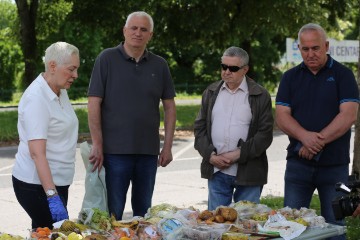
[{"x1": 12, "y1": 42, "x2": 80, "y2": 228}]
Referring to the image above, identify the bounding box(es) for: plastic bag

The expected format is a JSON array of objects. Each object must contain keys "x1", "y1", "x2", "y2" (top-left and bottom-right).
[
  {"x1": 80, "y1": 141, "x2": 108, "y2": 212},
  {"x1": 260, "y1": 213, "x2": 306, "y2": 240}
]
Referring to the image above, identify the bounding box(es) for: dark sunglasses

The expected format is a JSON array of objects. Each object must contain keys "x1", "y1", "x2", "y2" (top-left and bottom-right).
[{"x1": 221, "y1": 63, "x2": 247, "y2": 72}]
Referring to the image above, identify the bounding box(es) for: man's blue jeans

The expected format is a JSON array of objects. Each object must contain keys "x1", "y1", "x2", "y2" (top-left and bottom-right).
[
  {"x1": 103, "y1": 154, "x2": 158, "y2": 220},
  {"x1": 208, "y1": 171, "x2": 262, "y2": 210},
  {"x1": 284, "y1": 159, "x2": 348, "y2": 240}
]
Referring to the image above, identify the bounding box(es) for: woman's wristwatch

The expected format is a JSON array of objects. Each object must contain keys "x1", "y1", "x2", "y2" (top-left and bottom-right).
[{"x1": 46, "y1": 189, "x2": 58, "y2": 198}]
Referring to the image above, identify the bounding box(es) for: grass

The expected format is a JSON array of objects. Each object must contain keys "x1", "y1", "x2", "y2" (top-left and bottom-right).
[
  {"x1": 0, "y1": 93, "x2": 202, "y2": 142},
  {"x1": 0, "y1": 105, "x2": 201, "y2": 143},
  {"x1": 161, "y1": 105, "x2": 200, "y2": 129},
  {"x1": 346, "y1": 216, "x2": 360, "y2": 239},
  {"x1": 0, "y1": 111, "x2": 18, "y2": 142},
  {"x1": 261, "y1": 195, "x2": 321, "y2": 215},
  {"x1": 0, "y1": 92, "x2": 200, "y2": 106}
]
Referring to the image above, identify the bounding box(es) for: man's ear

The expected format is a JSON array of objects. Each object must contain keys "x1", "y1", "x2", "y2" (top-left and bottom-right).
[
  {"x1": 148, "y1": 31, "x2": 153, "y2": 42},
  {"x1": 325, "y1": 41, "x2": 329, "y2": 52},
  {"x1": 243, "y1": 65, "x2": 250, "y2": 75}
]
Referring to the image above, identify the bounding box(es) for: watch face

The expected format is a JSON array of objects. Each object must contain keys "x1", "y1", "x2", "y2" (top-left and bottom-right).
[{"x1": 46, "y1": 189, "x2": 56, "y2": 197}]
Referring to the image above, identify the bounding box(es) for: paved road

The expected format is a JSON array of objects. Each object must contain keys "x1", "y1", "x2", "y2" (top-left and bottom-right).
[{"x1": 0, "y1": 130, "x2": 355, "y2": 237}]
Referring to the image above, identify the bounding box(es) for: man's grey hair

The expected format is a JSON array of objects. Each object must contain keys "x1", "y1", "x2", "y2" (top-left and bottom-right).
[
  {"x1": 43, "y1": 42, "x2": 79, "y2": 71},
  {"x1": 125, "y1": 11, "x2": 154, "y2": 32},
  {"x1": 298, "y1": 23, "x2": 327, "y2": 44},
  {"x1": 221, "y1": 46, "x2": 249, "y2": 66}
]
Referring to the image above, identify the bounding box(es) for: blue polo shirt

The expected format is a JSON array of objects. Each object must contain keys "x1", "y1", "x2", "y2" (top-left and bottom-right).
[{"x1": 276, "y1": 55, "x2": 359, "y2": 165}]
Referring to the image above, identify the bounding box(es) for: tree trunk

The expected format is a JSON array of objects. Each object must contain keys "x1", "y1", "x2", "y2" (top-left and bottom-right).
[
  {"x1": 352, "y1": 3, "x2": 360, "y2": 178},
  {"x1": 15, "y1": 0, "x2": 38, "y2": 88}
]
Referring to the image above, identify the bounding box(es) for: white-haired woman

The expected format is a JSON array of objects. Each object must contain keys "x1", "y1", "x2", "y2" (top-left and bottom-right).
[{"x1": 12, "y1": 42, "x2": 80, "y2": 228}]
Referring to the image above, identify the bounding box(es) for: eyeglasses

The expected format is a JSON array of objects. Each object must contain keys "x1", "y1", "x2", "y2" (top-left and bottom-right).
[{"x1": 221, "y1": 63, "x2": 247, "y2": 72}]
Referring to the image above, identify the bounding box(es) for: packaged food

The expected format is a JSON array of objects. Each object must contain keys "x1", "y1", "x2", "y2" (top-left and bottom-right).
[
  {"x1": 137, "y1": 224, "x2": 161, "y2": 240},
  {"x1": 221, "y1": 232, "x2": 249, "y2": 240},
  {"x1": 157, "y1": 218, "x2": 183, "y2": 239},
  {"x1": 175, "y1": 224, "x2": 228, "y2": 240},
  {"x1": 215, "y1": 207, "x2": 237, "y2": 222}
]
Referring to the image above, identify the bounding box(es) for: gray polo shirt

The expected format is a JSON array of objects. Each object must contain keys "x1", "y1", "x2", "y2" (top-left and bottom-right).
[{"x1": 88, "y1": 43, "x2": 175, "y2": 155}]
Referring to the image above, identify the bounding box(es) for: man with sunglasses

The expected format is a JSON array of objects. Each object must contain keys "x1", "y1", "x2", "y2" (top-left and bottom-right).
[{"x1": 194, "y1": 46, "x2": 273, "y2": 210}]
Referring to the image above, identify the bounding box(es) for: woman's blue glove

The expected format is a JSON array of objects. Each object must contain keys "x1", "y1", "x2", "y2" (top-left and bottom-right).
[{"x1": 47, "y1": 195, "x2": 69, "y2": 222}]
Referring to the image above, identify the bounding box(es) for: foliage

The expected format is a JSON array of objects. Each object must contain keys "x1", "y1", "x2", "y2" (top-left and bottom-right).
[
  {"x1": 260, "y1": 194, "x2": 321, "y2": 215},
  {"x1": 26, "y1": 0, "x2": 356, "y2": 96},
  {"x1": 346, "y1": 216, "x2": 360, "y2": 239},
  {"x1": 0, "y1": 0, "x2": 23, "y2": 101},
  {"x1": 35, "y1": 0, "x2": 74, "y2": 77},
  {"x1": 4, "y1": 0, "x2": 360, "y2": 98},
  {"x1": 58, "y1": 22, "x2": 106, "y2": 99},
  {"x1": 36, "y1": 0, "x2": 73, "y2": 42}
]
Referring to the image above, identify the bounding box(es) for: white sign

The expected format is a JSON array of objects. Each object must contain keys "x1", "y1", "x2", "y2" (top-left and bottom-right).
[{"x1": 286, "y1": 38, "x2": 359, "y2": 63}]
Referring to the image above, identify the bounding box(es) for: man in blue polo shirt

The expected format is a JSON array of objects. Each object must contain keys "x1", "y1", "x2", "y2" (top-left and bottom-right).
[{"x1": 276, "y1": 23, "x2": 359, "y2": 240}]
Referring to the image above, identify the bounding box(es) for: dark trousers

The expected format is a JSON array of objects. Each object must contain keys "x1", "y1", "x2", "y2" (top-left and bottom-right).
[
  {"x1": 284, "y1": 159, "x2": 348, "y2": 240},
  {"x1": 12, "y1": 176, "x2": 69, "y2": 229},
  {"x1": 104, "y1": 154, "x2": 158, "y2": 219}
]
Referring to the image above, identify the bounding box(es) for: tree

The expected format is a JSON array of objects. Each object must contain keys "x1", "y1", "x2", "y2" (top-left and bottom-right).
[
  {"x1": 147, "y1": 0, "x2": 350, "y2": 91},
  {"x1": 0, "y1": 0, "x2": 22, "y2": 101},
  {"x1": 10, "y1": 0, "x2": 357, "y2": 95},
  {"x1": 15, "y1": 0, "x2": 38, "y2": 88},
  {"x1": 14, "y1": 0, "x2": 73, "y2": 89}
]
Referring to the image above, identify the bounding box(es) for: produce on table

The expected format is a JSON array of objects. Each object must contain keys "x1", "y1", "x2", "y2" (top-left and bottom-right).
[
  {"x1": 197, "y1": 207, "x2": 238, "y2": 224},
  {"x1": 30, "y1": 227, "x2": 52, "y2": 240},
  {"x1": 0, "y1": 233, "x2": 24, "y2": 240},
  {"x1": 9, "y1": 203, "x2": 331, "y2": 240},
  {"x1": 78, "y1": 208, "x2": 111, "y2": 231}
]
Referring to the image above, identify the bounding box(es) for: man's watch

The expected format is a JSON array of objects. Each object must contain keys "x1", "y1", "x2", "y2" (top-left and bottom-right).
[{"x1": 45, "y1": 189, "x2": 58, "y2": 198}]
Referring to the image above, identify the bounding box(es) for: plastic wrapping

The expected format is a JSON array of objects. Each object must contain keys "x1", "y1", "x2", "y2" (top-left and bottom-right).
[
  {"x1": 260, "y1": 213, "x2": 306, "y2": 240},
  {"x1": 80, "y1": 142, "x2": 108, "y2": 212},
  {"x1": 157, "y1": 218, "x2": 183, "y2": 240},
  {"x1": 145, "y1": 204, "x2": 178, "y2": 219},
  {"x1": 167, "y1": 224, "x2": 228, "y2": 240}
]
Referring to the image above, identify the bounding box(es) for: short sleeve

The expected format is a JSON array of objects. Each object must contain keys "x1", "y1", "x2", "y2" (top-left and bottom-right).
[
  {"x1": 161, "y1": 61, "x2": 176, "y2": 100},
  {"x1": 21, "y1": 95, "x2": 50, "y2": 140},
  {"x1": 337, "y1": 68, "x2": 360, "y2": 104},
  {"x1": 88, "y1": 54, "x2": 106, "y2": 98},
  {"x1": 275, "y1": 72, "x2": 291, "y2": 107}
]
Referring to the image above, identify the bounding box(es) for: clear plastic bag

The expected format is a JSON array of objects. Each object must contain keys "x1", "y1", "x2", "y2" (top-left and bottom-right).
[{"x1": 80, "y1": 142, "x2": 108, "y2": 212}]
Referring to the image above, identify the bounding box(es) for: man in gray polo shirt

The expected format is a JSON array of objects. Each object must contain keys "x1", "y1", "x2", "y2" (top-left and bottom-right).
[{"x1": 87, "y1": 11, "x2": 176, "y2": 220}]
